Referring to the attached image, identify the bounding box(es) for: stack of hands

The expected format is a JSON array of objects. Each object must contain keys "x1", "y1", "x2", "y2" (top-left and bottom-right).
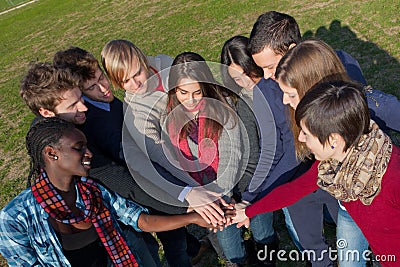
[{"x1": 186, "y1": 187, "x2": 251, "y2": 231}]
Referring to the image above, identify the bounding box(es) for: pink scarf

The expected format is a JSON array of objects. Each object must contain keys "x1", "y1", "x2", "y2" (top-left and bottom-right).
[{"x1": 168, "y1": 100, "x2": 219, "y2": 185}]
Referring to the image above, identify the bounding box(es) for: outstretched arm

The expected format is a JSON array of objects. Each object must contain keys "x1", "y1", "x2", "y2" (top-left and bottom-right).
[
  {"x1": 185, "y1": 187, "x2": 228, "y2": 226},
  {"x1": 246, "y1": 161, "x2": 319, "y2": 218},
  {"x1": 232, "y1": 161, "x2": 319, "y2": 227},
  {"x1": 138, "y1": 212, "x2": 211, "y2": 232}
]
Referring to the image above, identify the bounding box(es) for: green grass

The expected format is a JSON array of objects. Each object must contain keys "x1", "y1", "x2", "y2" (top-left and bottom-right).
[
  {"x1": 0, "y1": 0, "x2": 399, "y2": 266},
  {"x1": 0, "y1": 0, "x2": 28, "y2": 12}
]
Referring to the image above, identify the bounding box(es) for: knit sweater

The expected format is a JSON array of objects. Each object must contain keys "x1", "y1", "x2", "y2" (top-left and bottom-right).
[
  {"x1": 123, "y1": 90, "x2": 198, "y2": 201},
  {"x1": 232, "y1": 90, "x2": 261, "y2": 198},
  {"x1": 182, "y1": 114, "x2": 243, "y2": 197}
]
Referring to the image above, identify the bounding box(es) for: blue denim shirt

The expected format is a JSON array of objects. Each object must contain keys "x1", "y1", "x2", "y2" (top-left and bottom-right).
[{"x1": 0, "y1": 177, "x2": 147, "y2": 266}]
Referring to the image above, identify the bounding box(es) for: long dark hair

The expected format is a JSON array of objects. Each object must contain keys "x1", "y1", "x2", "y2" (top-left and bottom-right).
[
  {"x1": 220, "y1": 35, "x2": 263, "y2": 93},
  {"x1": 167, "y1": 52, "x2": 236, "y2": 139},
  {"x1": 26, "y1": 117, "x2": 75, "y2": 186}
]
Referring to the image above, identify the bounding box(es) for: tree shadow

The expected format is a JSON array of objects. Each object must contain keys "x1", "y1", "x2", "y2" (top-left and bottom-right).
[{"x1": 303, "y1": 19, "x2": 400, "y2": 97}]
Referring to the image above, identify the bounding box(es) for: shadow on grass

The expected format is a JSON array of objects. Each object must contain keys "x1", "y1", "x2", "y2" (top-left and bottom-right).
[
  {"x1": 303, "y1": 20, "x2": 400, "y2": 97},
  {"x1": 304, "y1": 19, "x2": 400, "y2": 146}
]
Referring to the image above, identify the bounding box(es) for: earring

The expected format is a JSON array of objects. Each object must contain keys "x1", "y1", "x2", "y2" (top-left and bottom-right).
[
  {"x1": 331, "y1": 145, "x2": 335, "y2": 149},
  {"x1": 53, "y1": 155, "x2": 58, "y2": 160}
]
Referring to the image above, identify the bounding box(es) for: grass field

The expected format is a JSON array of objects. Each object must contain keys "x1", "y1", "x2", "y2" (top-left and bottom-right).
[
  {"x1": 0, "y1": 0, "x2": 28, "y2": 11},
  {"x1": 0, "y1": 0, "x2": 398, "y2": 266}
]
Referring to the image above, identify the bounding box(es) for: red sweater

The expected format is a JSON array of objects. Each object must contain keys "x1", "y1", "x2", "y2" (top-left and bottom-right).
[{"x1": 246, "y1": 146, "x2": 400, "y2": 266}]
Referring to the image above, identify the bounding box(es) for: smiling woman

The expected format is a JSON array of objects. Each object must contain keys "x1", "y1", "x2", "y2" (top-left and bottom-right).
[
  {"x1": 165, "y1": 52, "x2": 241, "y2": 189},
  {"x1": 0, "y1": 117, "x2": 211, "y2": 267},
  {"x1": 0, "y1": 117, "x2": 123, "y2": 267},
  {"x1": 174, "y1": 78, "x2": 203, "y2": 111},
  {"x1": 234, "y1": 81, "x2": 400, "y2": 267}
]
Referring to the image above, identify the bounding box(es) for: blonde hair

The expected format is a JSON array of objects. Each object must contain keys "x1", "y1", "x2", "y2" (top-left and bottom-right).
[
  {"x1": 101, "y1": 39, "x2": 150, "y2": 89},
  {"x1": 275, "y1": 39, "x2": 351, "y2": 160}
]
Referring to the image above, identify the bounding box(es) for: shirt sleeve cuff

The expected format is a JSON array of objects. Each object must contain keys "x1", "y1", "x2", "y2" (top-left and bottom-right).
[
  {"x1": 178, "y1": 186, "x2": 192, "y2": 202},
  {"x1": 130, "y1": 206, "x2": 149, "y2": 232},
  {"x1": 241, "y1": 191, "x2": 257, "y2": 203}
]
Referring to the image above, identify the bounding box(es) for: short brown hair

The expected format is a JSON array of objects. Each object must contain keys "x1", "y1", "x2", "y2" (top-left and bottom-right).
[
  {"x1": 295, "y1": 80, "x2": 370, "y2": 152},
  {"x1": 20, "y1": 62, "x2": 79, "y2": 116},
  {"x1": 53, "y1": 46, "x2": 99, "y2": 86}
]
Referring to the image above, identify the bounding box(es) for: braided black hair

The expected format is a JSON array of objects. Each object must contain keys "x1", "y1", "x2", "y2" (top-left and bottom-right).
[{"x1": 25, "y1": 117, "x2": 75, "y2": 187}]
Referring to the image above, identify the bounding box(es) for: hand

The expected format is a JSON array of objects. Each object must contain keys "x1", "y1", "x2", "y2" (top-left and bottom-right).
[
  {"x1": 221, "y1": 198, "x2": 236, "y2": 226},
  {"x1": 209, "y1": 202, "x2": 236, "y2": 232},
  {"x1": 185, "y1": 187, "x2": 225, "y2": 227},
  {"x1": 235, "y1": 200, "x2": 250, "y2": 210},
  {"x1": 189, "y1": 212, "x2": 215, "y2": 229},
  {"x1": 223, "y1": 206, "x2": 236, "y2": 218},
  {"x1": 210, "y1": 205, "x2": 237, "y2": 233},
  {"x1": 232, "y1": 201, "x2": 250, "y2": 228}
]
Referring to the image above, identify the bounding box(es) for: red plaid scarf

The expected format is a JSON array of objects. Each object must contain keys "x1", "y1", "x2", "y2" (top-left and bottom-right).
[
  {"x1": 31, "y1": 170, "x2": 139, "y2": 267},
  {"x1": 168, "y1": 100, "x2": 219, "y2": 185}
]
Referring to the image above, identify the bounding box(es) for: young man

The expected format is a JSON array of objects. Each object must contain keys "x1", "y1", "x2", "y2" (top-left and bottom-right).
[
  {"x1": 247, "y1": 11, "x2": 400, "y2": 267},
  {"x1": 19, "y1": 61, "x2": 166, "y2": 266},
  {"x1": 20, "y1": 62, "x2": 87, "y2": 125}
]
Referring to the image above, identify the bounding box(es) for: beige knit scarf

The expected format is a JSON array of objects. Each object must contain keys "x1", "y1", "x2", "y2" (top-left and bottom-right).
[{"x1": 317, "y1": 121, "x2": 392, "y2": 205}]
